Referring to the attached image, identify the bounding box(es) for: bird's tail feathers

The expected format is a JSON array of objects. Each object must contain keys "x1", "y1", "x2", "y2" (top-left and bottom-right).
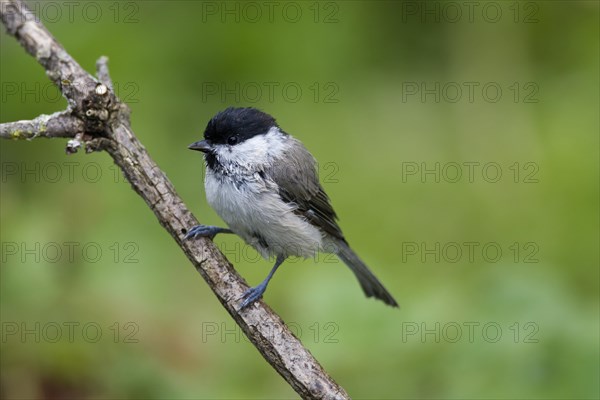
[{"x1": 335, "y1": 240, "x2": 398, "y2": 308}]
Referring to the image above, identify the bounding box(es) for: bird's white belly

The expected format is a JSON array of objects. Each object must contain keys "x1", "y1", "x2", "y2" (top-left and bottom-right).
[{"x1": 205, "y1": 170, "x2": 323, "y2": 259}]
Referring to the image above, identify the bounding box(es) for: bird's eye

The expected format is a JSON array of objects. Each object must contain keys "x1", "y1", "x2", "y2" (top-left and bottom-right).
[{"x1": 227, "y1": 136, "x2": 238, "y2": 145}]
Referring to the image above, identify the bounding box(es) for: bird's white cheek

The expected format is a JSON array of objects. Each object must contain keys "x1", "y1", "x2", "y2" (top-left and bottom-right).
[{"x1": 214, "y1": 131, "x2": 285, "y2": 168}]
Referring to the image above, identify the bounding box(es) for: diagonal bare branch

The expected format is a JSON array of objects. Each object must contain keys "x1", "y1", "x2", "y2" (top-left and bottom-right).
[{"x1": 0, "y1": 1, "x2": 350, "y2": 398}]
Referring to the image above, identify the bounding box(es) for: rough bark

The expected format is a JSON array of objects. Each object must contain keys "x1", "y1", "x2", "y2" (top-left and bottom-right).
[{"x1": 0, "y1": 110, "x2": 83, "y2": 140}]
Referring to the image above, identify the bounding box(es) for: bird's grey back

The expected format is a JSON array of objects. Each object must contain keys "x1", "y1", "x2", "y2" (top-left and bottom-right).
[{"x1": 268, "y1": 137, "x2": 346, "y2": 243}]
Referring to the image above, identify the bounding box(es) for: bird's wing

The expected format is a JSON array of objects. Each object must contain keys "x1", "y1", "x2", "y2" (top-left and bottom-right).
[{"x1": 267, "y1": 137, "x2": 346, "y2": 242}]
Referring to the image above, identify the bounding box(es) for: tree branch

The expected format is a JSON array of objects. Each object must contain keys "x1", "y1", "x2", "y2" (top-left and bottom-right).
[
  {"x1": 0, "y1": 1, "x2": 349, "y2": 399},
  {"x1": 0, "y1": 110, "x2": 82, "y2": 140}
]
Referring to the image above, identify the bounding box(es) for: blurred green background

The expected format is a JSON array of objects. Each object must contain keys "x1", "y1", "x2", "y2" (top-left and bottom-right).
[{"x1": 1, "y1": 1, "x2": 598, "y2": 399}]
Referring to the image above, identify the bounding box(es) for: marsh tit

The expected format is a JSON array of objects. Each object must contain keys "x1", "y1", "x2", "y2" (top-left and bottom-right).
[{"x1": 186, "y1": 107, "x2": 398, "y2": 309}]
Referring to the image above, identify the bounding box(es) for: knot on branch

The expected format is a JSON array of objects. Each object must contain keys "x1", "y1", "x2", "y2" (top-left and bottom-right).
[
  {"x1": 79, "y1": 82, "x2": 117, "y2": 136},
  {"x1": 65, "y1": 80, "x2": 126, "y2": 154}
]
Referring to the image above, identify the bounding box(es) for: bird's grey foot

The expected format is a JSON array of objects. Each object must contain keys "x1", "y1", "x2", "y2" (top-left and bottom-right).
[
  {"x1": 238, "y1": 255, "x2": 285, "y2": 310},
  {"x1": 184, "y1": 225, "x2": 232, "y2": 240},
  {"x1": 239, "y1": 283, "x2": 268, "y2": 310}
]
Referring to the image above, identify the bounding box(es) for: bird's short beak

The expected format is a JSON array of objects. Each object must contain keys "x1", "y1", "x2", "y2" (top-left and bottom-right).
[{"x1": 188, "y1": 140, "x2": 212, "y2": 153}]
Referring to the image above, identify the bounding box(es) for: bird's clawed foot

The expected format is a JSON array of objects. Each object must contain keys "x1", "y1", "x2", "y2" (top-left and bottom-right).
[
  {"x1": 184, "y1": 225, "x2": 232, "y2": 240},
  {"x1": 239, "y1": 283, "x2": 268, "y2": 310}
]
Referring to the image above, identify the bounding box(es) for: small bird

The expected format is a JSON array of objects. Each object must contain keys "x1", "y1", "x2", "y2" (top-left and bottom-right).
[{"x1": 186, "y1": 107, "x2": 398, "y2": 309}]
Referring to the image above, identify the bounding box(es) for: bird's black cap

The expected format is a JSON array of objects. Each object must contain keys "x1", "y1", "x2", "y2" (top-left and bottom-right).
[{"x1": 204, "y1": 107, "x2": 278, "y2": 145}]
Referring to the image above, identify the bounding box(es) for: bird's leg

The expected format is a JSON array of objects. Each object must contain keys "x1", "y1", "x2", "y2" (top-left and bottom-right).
[
  {"x1": 184, "y1": 225, "x2": 233, "y2": 240},
  {"x1": 239, "y1": 255, "x2": 286, "y2": 310}
]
